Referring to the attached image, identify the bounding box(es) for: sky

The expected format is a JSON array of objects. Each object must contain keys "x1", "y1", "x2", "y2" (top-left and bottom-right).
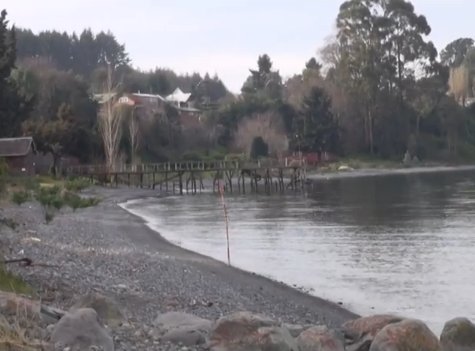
[{"x1": 5, "y1": 0, "x2": 475, "y2": 92}]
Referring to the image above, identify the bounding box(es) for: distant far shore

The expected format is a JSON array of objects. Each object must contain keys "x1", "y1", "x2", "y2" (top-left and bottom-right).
[{"x1": 307, "y1": 164, "x2": 475, "y2": 180}]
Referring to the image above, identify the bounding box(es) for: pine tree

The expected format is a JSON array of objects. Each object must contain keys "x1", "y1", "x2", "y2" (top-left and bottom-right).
[{"x1": 0, "y1": 10, "x2": 30, "y2": 137}]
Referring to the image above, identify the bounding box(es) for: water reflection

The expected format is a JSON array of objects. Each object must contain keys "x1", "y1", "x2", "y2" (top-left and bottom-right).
[{"x1": 124, "y1": 170, "x2": 475, "y2": 334}]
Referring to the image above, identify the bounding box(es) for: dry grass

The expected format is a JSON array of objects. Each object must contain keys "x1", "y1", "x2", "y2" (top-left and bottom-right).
[{"x1": 0, "y1": 304, "x2": 49, "y2": 351}]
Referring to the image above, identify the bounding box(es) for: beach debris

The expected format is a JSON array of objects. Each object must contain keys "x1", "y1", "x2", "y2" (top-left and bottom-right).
[
  {"x1": 439, "y1": 317, "x2": 475, "y2": 351},
  {"x1": 50, "y1": 308, "x2": 114, "y2": 351},
  {"x1": 297, "y1": 325, "x2": 346, "y2": 351},
  {"x1": 70, "y1": 291, "x2": 126, "y2": 327},
  {"x1": 369, "y1": 318, "x2": 441, "y2": 351}
]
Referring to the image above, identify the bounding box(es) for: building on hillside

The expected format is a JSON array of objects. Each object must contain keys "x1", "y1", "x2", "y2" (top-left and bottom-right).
[
  {"x1": 166, "y1": 88, "x2": 193, "y2": 107},
  {"x1": 116, "y1": 91, "x2": 202, "y2": 129},
  {"x1": 93, "y1": 93, "x2": 117, "y2": 104},
  {"x1": 0, "y1": 137, "x2": 38, "y2": 176}
]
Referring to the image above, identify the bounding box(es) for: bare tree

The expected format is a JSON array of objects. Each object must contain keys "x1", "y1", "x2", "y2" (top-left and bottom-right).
[
  {"x1": 98, "y1": 64, "x2": 123, "y2": 171},
  {"x1": 234, "y1": 113, "x2": 288, "y2": 157},
  {"x1": 449, "y1": 65, "x2": 469, "y2": 106},
  {"x1": 129, "y1": 108, "x2": 140, "y2": 164}
]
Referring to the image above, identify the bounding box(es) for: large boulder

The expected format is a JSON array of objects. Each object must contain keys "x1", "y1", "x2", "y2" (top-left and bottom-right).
[
  {"x1": 70, "y1": 292, "x2": 126, "y2": 327},
  {"x1": 161, "y1": 325, "x2": 207, "y2": 346},
  {"x1": 209, "y1": 311, "x2": 298, "y2": 351},
  {"x1": 342, "y1": 314, "x2": 404, "y2": 351},
  {"x1": 150, "y1": 311, "x2": 212, "y2": 346},
  {"x1": 369, "y1": 319, "x2": 441, "y2": 351},
  {"x1": 50, "y1": 308, "x2": 114, "y2": 351},
  {"x1": 440, "y1": 317, "x2": 475, "y2": 351},
  {"x1": 297, "y1": 325, "x2": 345, "y2": 351}
]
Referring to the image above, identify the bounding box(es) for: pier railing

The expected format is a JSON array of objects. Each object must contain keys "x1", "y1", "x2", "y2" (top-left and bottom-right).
[{"x1": 66, "y1": 158, "x2": 306, "y2": 175}]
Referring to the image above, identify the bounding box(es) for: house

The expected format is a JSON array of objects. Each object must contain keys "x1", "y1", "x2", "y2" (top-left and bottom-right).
[
  {"x1": 0, "y1": 137, "x2": 38, "y2": 176},
  {"x1": 116, "y1": 90, "x2": 202, "y2": 129}
]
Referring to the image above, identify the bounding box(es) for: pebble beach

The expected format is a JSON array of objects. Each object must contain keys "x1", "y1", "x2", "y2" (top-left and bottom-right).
[{"x1": 0, "y1": 186, "x2": 358, "y2": 350}]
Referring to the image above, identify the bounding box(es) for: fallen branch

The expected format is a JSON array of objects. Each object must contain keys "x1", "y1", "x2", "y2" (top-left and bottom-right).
[
  {"x1": 3, "y1": 258, "x2": 59, "y2": 268},
  {"x1": 3, "y1": 258, "x2": 33, "y2": 266}
]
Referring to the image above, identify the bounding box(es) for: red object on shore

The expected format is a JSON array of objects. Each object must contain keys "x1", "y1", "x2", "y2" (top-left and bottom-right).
[{"x1": 218, "y1": 181, "x2": 231, "y2": 266}]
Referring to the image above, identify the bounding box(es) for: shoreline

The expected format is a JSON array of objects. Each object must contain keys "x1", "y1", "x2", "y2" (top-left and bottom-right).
[
  {"x1": 104, "y1": 187, "x2": 360, "y2": 324},
  {"x1": 307, "y1": 164, "x2": 475, "y2": 180},
  {"x1": 2, "y1": 185, "x2": 359, "y2": 332}
]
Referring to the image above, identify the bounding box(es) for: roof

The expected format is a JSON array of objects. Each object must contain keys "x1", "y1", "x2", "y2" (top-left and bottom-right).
[
  {"x1": 0, "y1": 137, "x2": 35, "y2": 157},
  {"x1": 133, "y1": 93, "x2": 166, "y2": 101},
  {"x1": 166, "y1": 88, "x2": 192, "y2": 103},
  {"x1": 176, "y1": 106, "x2": 201, "y2": 113},
  {"x1": 93, "y1": 93, "x2": 116, "y2": 104}
]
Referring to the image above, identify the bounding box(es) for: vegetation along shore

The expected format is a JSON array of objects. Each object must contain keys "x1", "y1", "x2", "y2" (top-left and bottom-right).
[{"x1": 2, "y1": 0, "x2": 475, "y2": 350}]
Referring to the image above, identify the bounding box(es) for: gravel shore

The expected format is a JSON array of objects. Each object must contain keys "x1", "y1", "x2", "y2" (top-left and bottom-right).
[{"x1": 0, "y1": 186, "x2": 358, "y2": 350}]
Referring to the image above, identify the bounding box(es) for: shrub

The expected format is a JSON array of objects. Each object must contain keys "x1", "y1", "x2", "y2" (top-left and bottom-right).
[
  {"x1": 181, "y1": 151, "x2": 202, "y2": 161},
  {"x1": 65, "y1": 178, "x2": 90, "y2": 192},
  {"x1": 44, "y1": 211, "x2": 54, "y2": 224},
  {"x1": 35, "y1": 186, "x2": 62, "y2": 207},
  {"x1": 224, "y1": 153, "x2": 248, "y2": 162},
  {"x1": 10, "y1": 190, "x2": 30, "y2": 206},
  {"x1": 250, "y1": 136, "x2": 269, "y2": 160},
  {"x1": 63, "y1": 191, "x2": 100, "y2": 212}
]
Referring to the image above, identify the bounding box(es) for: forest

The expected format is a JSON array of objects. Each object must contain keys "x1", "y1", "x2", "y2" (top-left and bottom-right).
[{"x1": 2, "y1": 0, "x2": 475, "y2": 168}]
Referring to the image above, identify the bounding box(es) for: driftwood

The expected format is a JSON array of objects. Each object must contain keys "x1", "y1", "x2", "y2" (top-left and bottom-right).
[{"x1": 3, "y1": 257, "x2": 59, "y2": 268}]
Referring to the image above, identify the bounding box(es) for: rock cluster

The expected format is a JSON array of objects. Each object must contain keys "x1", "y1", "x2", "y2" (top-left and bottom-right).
[{"x1": 1, "y1": 290, "x2": 475, "y2": 351}]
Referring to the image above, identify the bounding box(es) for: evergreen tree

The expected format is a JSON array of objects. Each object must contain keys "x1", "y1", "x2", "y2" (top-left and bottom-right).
[
  {"x1": 298, "y1": 87, "x2": 340, "y2": 155},
  {"x1": 0, "y1": 10, "x2": 30, "y2": 137}
]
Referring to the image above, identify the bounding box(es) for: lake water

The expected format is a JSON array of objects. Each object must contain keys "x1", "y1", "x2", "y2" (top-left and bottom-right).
[{"x1": 122, "y1": 170, "x2": 475, "y2": 334}]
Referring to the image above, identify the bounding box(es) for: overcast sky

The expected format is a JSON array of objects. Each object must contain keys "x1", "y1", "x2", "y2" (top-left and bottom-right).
[{"x1": 5, "y1": 0, "x2": 474, "y2": 92}]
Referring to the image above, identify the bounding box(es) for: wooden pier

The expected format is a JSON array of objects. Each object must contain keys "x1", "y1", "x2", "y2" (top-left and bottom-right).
[{"x1": 66, "y1": 159, "x2": 308, "y2": 195}]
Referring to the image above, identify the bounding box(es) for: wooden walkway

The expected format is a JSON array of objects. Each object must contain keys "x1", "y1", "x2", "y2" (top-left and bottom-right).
[{"x1": 66, "y1": 159, "x2": 307, "y2": 195}]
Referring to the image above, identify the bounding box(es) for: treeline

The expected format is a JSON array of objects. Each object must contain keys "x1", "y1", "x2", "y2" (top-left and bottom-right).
[{"x1": 2, "y1": 1, "x2": 475, "y2": 169}]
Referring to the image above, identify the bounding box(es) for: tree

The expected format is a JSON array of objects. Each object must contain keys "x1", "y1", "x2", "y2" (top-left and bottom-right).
[
  {"x1": 440, "y1": 38, "x2": 474, "y2": 68},
  {"x1": 15, "y1": 27, "x2": 130, "y2": 79},
  {"x1": 234, "y1": 112, "x2": 288, "y2": 157},
  {"x1": 250, "y1": 137, "x2": 269, "y2": 160},
  {"x1": 127, "y1": 106, "x2": 140, "y2": 164},
  {"x1": 241, "y1": 54, "x2": 283, "y2": 100},
  {"x1": 22, "y1": 104, "x2": 75, "y2": 174},
  {"x1": 297, "y1": 87, "x2": 340, "y2": 155},
  {"x1": 13, "y1": 62, "x2": 100, "y2": 162},
  {"x1": 98, "y1": 64, "x2": 124, "y2": 170},
  {"x1": 0, "y1": 10, "x2": 31, "y2": 138}
]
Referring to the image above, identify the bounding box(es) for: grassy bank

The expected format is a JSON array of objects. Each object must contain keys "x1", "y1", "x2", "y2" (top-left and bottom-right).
[
  {"x1": 310, "y1": 155, "x2": 475, "y2": 174},
  {"x1": 0, "y1": 265, "x2": 35, "y2": 295},
  {"x1": 0, "y1": 174, "x2": 98, "y2": 296}
]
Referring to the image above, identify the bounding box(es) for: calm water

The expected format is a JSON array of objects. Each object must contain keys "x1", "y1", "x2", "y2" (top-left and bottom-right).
[{"x1": 122, "y1": 170, "x2": 475, "y2": 334}]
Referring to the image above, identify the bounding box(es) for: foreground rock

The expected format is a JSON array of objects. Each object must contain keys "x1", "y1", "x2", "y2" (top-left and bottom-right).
[
  {"x1": 50, "y1": 308, "x2": 114, "y2": 351},
  {"x1": 342, "y1": 314, "x2": 404, "y2": 351},
  {"x1": 297, "y1": 325, "x2": 345, "y2": 351},
  {"x1": 209, "y1": 311, "x2": 299, "y2": 351},
  {"x1": 150, "y1": 311, "x2": 212, "y2": 346},
  {"x1": 440, "y1": 317, "x2": 475, "y2": 351},
  {"x1": 369, "y1": 319, "x2": 441, "y2": 351},
  {"x1": 70, "y1": 291, "x2": 126, "y2": 327}
]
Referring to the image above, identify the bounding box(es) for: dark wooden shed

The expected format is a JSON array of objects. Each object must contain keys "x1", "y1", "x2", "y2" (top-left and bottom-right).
[{"x1": 0, "y1": 137, "x2": 37, "y2": 176}]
